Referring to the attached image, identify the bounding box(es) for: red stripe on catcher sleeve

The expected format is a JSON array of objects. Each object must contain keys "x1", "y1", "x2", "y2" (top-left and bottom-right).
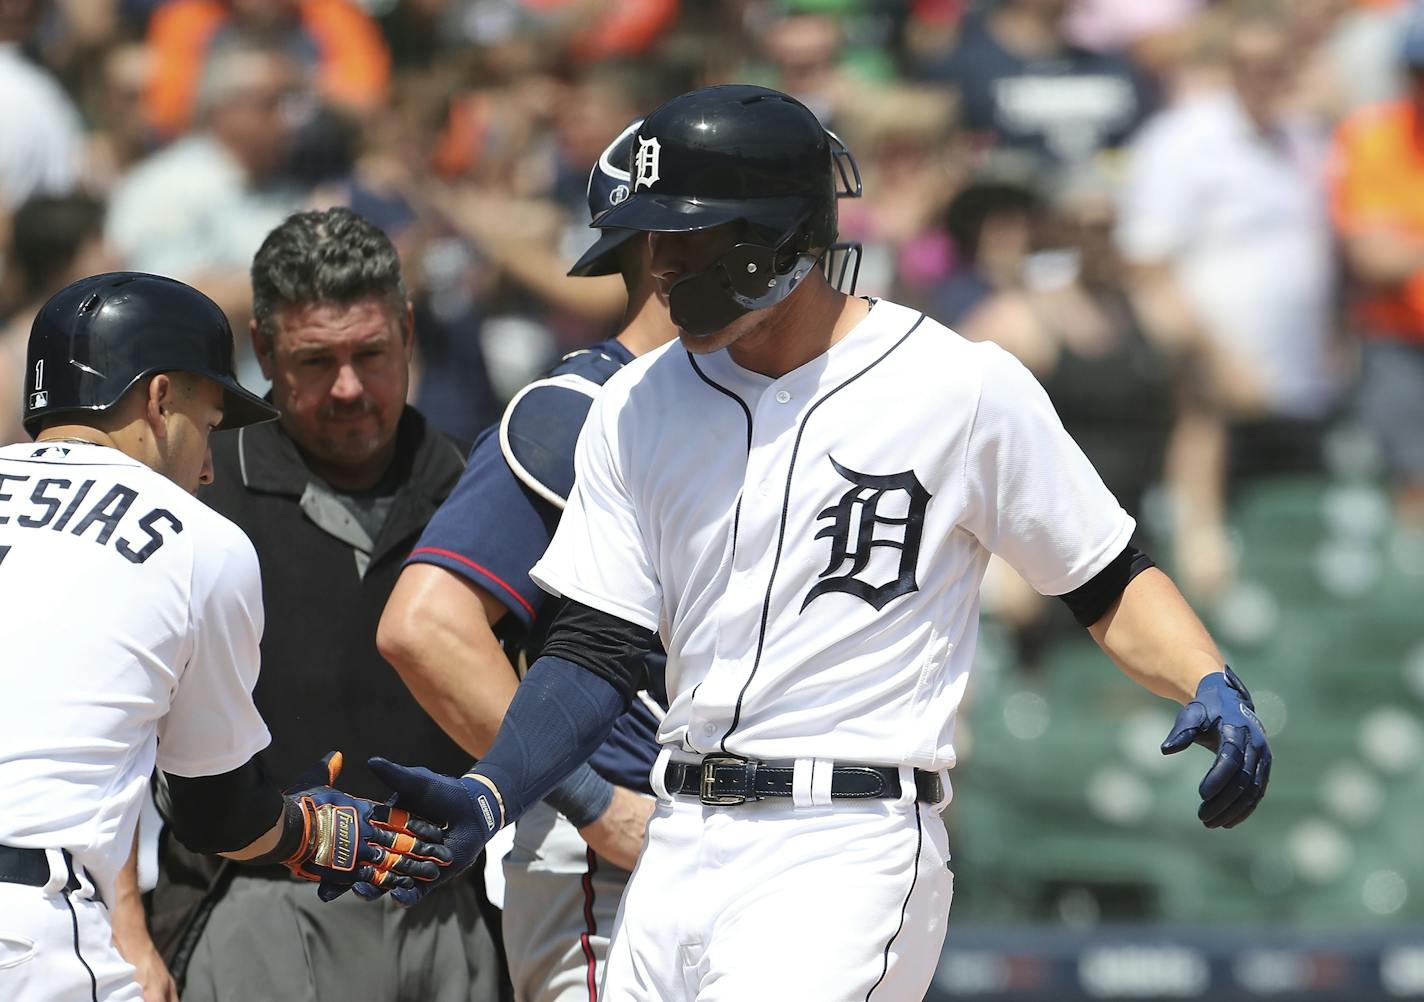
[{"x1": 407, "y1": 547, "x2": 538, "y2": 620}]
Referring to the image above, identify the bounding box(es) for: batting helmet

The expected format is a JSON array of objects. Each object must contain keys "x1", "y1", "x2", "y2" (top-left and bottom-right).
[
  {"x1": 567, "y1": 118, "x2": 644, "y2": 278},
  {"x1": 22, "y1": 272, "x2": 279, "y2": 438},
  {"x1": 595, "y1": 84, "x2": 862, "y2": 336}
]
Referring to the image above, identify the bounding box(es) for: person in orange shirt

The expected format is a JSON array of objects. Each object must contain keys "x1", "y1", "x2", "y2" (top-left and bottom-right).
[
  {"x1": 144, "y1": 0, "x2": 389, "y2": 140},
  {"x1": 1329, "y1": 1, "x2": 1424, "y2": 524}
]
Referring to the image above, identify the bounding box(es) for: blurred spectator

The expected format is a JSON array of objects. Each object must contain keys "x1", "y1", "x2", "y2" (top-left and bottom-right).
[
  {"x1": 29, "y1": 0, "x2": 125, "y2": 97},
  {"x1": 0, "y1": 0, "x2": 84, "y2": 210},
  {"x1": 83, "y1": 40, "x2": 157, "y2": 194},
  {"x1": 144, "y1": 0, "x2": 390, "y2": 140},
  {"x1": 106, "y1": 35, "x2": 311, "y2": 384},
  {"x1": 1064, "y1": 0, "x2": 1205, "y2": 53},
  {"x1": 757, "y1": 11, "x2": 849, "y2": 122},
  {"x1": 918, "y1": 0, "x2": 1153, "y2": 163},
  {"x1": 1329, "y1": 0, "x2": 1424, "y2": 525},
  {"x1": 415, "y1": 66, "x2": 660, "y2": 406},
  {"x1": 937, "y1": 168, "x2": 1042, "y2": 326},
  {"x1": 834, "y1": 85, "x2": 964, "y2": 299},
  {"x1": 1116, "y1": 4, "x2": 1342, "y2": 597},
  {"x1": 1318, "y1": 0, "x2": 1412, "y2": 114},
  {"x1": 529, "y1": 0, "x2": 679, "y2": 63},
  {"x1": 0, "y1": 194, "x2": 118, "y2": 445},
  {"x1": 958, "y1": 164, "x2": 1179, "y2": 659},
  {"x1": 1062, "y1": 0, "x2": 1205, "y2": 93},
  {"x1": 963, "y1": 164, "x2": 1179, "y2": 521},
  {"x1": 1118, "y1": 6, "x2": 1339, "y2": 425}
]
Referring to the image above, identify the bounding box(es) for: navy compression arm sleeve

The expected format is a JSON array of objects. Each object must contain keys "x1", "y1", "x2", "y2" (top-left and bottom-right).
[{"x1": 471, "y1": 655, "x2": 627, "y2": 826}]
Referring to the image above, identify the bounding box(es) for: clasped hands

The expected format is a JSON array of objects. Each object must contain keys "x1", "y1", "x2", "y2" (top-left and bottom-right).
[{"x1": 279, "y1": 751, "x2": 455, "y2": 902}]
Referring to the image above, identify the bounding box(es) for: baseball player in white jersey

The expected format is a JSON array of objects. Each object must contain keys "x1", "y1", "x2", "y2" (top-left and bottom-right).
[
  {"x1": 365, "y1": 86, "x2": 1274, "y2": 1001},
  {"x1": 0, "y1": 273, "x2": 451, "y2": 1002}
]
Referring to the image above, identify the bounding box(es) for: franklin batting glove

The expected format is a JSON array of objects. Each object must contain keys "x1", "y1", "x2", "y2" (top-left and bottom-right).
[
  {"x1": 366, "y1": 757, "x2": 503, "y2": 907},
  {"x1": 281, "y1": 752, "x2": 453, "y2": 902},
  {"x1": 1161, "y1": 668, "x2": 1272, "y2": 829}
]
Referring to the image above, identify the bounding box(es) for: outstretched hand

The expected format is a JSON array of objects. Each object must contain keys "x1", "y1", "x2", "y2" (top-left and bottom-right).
[
  {"x1": 366, "y1": 757, "x2": 504, "y2": 907},
  {"x1": 1161, "y1": 668, "x2": 1272, "y2": 829},
  {"x1": 281, "y1": 751, "x2": 453, "y2": 902}
]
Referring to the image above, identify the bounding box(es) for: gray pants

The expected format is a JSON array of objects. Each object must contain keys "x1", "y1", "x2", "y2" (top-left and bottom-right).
[
  {"x1": 182, "y1": 872, "x2": 503, "y2": 1002},
  {"x1": 502, "y1": 802, "x2": 632, "y2": 1002}
]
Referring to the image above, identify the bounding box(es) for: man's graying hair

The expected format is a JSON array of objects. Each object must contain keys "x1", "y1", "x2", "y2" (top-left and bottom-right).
[{"x1": 251, "y1": 207, "x2": 408, "y2": 343}]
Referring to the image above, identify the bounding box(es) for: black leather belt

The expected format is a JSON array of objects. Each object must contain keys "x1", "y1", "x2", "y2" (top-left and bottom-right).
[
  {"x1": 0, "y1": 844, "x2": 101, "y2": 902},
  {"x1": 664, "y1": 755, "x2": 943, "y2": 806}
]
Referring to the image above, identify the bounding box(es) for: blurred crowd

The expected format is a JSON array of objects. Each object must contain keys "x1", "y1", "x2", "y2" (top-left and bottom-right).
[{"x1": 4, "y1": 0, "x2": 1424, "y2": 634}]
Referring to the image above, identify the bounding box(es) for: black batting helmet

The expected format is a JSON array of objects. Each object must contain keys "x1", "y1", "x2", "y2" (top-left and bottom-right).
[
  {"x1": 567, "y1": 118, "x2": 644, "y2": 278},
  {"x1": 23, "y1": 272, "x2": 278, "y2": 438},
  {"x1": 595, "y1": 84, "x2": 861, "y2": 336}
]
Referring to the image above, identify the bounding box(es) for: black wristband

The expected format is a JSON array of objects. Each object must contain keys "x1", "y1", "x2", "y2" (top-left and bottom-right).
[
  {"x1": 1059, "y1": 544, "x2": 1157, "y2": 628},
  {"x1": 543, "y1": 761, "x2": 615, "y2": 829},
  {"x1": 243, "y1": 796, "x2": 307, "y2": 866}
]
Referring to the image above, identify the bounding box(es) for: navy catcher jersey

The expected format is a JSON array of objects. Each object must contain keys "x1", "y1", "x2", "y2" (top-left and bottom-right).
[{"x1": 407, "y1": 339, "x2": 664, "y2": 795}]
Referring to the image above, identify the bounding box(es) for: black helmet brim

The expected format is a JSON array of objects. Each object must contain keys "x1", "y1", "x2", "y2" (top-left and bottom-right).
[
  {"x1": 214, "y1": 377, "x2": 280, "y2": 430},
  {"x1": 597, "y1": 193, "x2": 810, "y2": 238},
  {"x1": 567, "y1": 228, "x2": 641, "y2": 277}
]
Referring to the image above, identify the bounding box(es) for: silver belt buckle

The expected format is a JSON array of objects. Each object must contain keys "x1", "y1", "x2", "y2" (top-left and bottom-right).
[{"x1": 698, "y1": 755, "x2": 750, "y2": 806}]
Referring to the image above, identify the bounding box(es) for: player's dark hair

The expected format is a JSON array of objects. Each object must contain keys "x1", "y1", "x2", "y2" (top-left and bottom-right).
[
  {"x1": 10, "y1": 194, "x2": 106, "y2": 299},
  {"x1": 251, "y1": 206, "x2": 408, "y2": 344}
]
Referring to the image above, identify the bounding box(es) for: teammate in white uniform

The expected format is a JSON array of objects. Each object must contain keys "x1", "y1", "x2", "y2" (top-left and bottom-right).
[
  {"x1": 0, "y1": 273, "x2": 451, "y2": 1002},
  {"x1": 366, "y1": 87, "x2": 1274, "y2": 1000}
]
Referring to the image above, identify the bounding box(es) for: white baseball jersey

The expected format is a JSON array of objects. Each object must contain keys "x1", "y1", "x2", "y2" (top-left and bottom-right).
[
  {"x1": 0, "y1": 440, "x2": 270, "y2": 901},
  {"x1": 531, "y1": 299, "x2": 1133, "y2": 772}
]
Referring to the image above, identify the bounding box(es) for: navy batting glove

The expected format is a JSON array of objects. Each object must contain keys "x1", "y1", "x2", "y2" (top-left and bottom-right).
[
  {"x1": 1161, "y1": 667, "x2": 1272, "y2": 829},
  {"x1": 366, "y1": 757, "x2": 502, "y2": 907}
]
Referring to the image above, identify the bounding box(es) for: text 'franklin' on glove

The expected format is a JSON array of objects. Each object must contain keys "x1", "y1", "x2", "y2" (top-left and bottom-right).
[
  {"x1": 281, "y1": 751, "x2": 454, "y2": 902},
  {"x1": 1161, "y1": 667, "x2": 1272, "y2": 829}
]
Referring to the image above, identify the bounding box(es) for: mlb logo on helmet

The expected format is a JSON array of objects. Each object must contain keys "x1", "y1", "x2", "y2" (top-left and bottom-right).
[{"x1": 634, "y1": 136, "x2": 661, "y2": 191}]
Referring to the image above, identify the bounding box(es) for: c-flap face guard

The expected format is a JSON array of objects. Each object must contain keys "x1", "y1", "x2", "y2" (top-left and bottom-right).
[
  {"x1": 827, "y1": 129, "x2": 863, "y2": 201},
  {"x1": 822, "y1": 242, "x2": 861, "y2": 295},
  {"x1": 824, "y1": 129, "x2": 862, "y2": 294}
]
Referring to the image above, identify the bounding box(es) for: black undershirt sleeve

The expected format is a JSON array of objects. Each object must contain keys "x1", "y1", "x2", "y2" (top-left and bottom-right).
[
  {"x1": 161, "y1": 756, "x2": 283, "y2": 856},
  {"x1": 538, "y1": 597, "x2": 657, "y2": 706},
  {"x1": 1058, "y1": 544, "x2": 1157, "y2": 628}
]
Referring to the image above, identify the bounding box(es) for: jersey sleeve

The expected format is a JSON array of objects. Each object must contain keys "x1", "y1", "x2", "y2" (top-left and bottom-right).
[
  {"x1": 405, "y1": 428, "x2": 559, "y2": 628},
  {"x1": 158, "y1": 522, "x2": 271, "y2": 777},
  {"x1": 959, "y1": 345, "x2": 1136, "y2": 597},
  {"x1": 530, "y1": 386, "x2": 663, "y2": 632}
]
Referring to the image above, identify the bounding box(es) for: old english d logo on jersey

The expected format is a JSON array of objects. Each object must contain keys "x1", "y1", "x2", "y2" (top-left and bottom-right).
[
  {"x1": 634, "y1": 136, "x2": 661, "y2": 190},
  {"x1": 802, "y1": 457, "x2": 930, "y2": 612}
]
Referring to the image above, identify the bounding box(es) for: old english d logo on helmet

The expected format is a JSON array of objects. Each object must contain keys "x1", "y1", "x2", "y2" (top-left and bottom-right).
[{"x1": 634, "y1": 136, "x2": 661, "y2": 191}]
